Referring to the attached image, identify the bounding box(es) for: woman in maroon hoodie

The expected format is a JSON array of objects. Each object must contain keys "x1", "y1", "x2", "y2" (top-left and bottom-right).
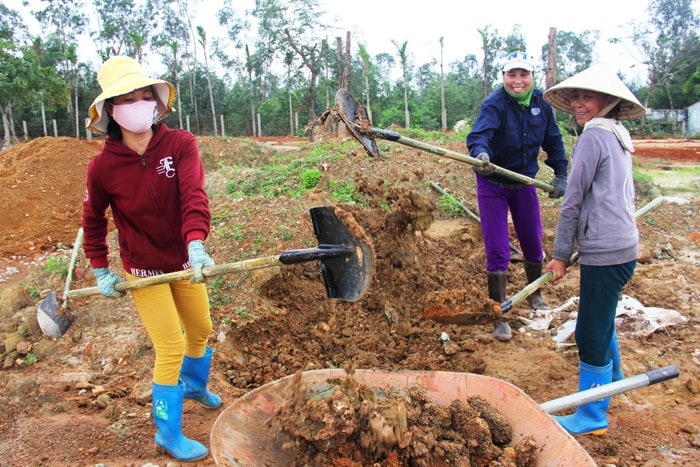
[{"x1": 83, "y1": 56, "x2": 218, "y2": 462}]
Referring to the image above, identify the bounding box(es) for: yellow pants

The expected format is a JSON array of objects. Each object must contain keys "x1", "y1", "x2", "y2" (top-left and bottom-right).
[{"x1": 127, "y1": 273, "x2": 213, "y2": 385}]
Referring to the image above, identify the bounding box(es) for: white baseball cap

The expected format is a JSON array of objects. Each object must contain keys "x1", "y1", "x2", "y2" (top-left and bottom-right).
[{"x1": 502, "y1": 51, "x2": 535, "y2": 73}]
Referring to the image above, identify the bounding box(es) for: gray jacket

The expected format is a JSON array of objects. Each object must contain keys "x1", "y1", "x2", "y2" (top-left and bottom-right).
[{"x1": 552, "y1": 126, "x2": 639, "y2": 266}]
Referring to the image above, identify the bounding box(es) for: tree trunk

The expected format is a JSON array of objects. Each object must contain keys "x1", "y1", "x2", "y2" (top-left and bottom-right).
[
  {"x1": 546, "y1": 28, "x2": 557, "y2": 90},
  {"x1": 440, "y1": 41, "x2": 447, "y2": 132},
  {"x1": 249, "y1": 70, "x2": 257, "y2": 137}
]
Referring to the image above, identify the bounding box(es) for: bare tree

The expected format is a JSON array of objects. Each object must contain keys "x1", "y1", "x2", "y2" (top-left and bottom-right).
[
  {"x1": 439, "y1": 36, "x2": 447, "y2": 131},
  {"x1": 358, "y1": 43, "x2": 372, "y2": 118},
  {"x1": 197, "y1": 25, "x2": 217, "y2": 135}
]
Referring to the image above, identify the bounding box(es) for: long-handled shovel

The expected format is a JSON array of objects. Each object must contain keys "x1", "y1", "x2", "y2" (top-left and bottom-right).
[
  {"x1": 37, "y1": 228, "x2": 84, "y2": 338},
  {"x1": 424, "y1": 196, "x2": 667, "y2": 326},
  {"x1": 334, "y1": 88, "x2": 556, "y2": 194},
  {"x1": 37, "y1": 206, "x2": 375, "y2": 338},
  {"x1": 429, "y1": 181, "x2": 523, "y2": 260}
]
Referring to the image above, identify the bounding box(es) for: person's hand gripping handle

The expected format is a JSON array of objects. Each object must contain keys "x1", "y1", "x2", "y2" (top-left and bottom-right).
[{"x1": 188, "y1": 240, "x2": 215, "y2": 283}]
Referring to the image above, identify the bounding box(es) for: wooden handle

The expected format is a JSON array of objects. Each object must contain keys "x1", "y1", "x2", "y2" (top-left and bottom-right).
[{"x1": 67, "y1": 254, "x2": 284, "y2": 299}]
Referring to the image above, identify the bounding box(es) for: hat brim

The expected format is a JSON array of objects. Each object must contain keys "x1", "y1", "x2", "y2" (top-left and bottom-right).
[
  {"x1": 87, "y1": 77, "x2": 175, "y2": 133},
  {"x1": 543, "y1": 65, "x2": 646, "y2": 120},
  {"x1": 503, "y1": 60, "x2": 535, "y2": 72}
]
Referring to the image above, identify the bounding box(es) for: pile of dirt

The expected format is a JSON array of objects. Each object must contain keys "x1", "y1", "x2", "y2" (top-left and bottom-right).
[
  {"x1": 268, "y1": 369, "x2": 538, "y2": 466},
  {"x1": 0, "y1": 137, "x2": 102, "y2": 257},
  {"x1": 0, "y1": 135, "x2": 699, "y2": 466}
]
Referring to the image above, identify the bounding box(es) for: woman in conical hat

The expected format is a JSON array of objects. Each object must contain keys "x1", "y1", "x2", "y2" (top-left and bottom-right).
[
  {"x1": 82, "y1": 56, "x2": 220, "y2": 461},
  {"x1": 543, "y1": 64, "x2": 645, "y2": 436}
]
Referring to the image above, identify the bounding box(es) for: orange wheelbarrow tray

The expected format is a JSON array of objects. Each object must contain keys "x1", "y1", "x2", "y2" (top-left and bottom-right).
[{"x1": 210, "y1": 366, "x2": 678, "y2": 466}]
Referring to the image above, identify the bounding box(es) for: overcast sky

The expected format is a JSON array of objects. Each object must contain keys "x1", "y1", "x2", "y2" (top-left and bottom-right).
[
  {"x1": 319, "y1": 0, "x2": 700, "y2": 83},
  {"x1": 17, "y1": 0, "x2": 700, "y2": 84}
]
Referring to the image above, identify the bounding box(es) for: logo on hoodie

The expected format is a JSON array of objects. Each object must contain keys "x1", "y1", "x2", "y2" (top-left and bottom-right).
[{"x1": 157, "y1": 156, "x2": 176, "y2": 179}]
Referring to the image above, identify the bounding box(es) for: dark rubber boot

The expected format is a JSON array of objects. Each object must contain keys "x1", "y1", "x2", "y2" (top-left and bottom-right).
[
  {"x1": 487, "y1": 271, "x2": 511, "y2": 342},
  {"x1": 180, "y1": 347, "x2": 222, "y2": 409},
  {"x1": 524, "y1": 260, "x2": 550, "y2": 310}
]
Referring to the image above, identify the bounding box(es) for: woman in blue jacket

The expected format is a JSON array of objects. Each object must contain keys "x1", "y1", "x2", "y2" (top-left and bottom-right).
[{"x1": 467, "y1": 51, "x2": 568, "y2": 342}]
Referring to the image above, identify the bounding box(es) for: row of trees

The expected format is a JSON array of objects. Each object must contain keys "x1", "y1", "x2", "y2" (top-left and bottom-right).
[{"x1": 1, "y1": 0, "x2": 700, "y2": 146}]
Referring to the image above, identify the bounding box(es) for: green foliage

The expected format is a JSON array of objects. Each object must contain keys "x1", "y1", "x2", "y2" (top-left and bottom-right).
[
  {"x1": 328, "y1": 179, "x2": 364, "y2": 204},
  {"x1": 5, "y1": 0, "x2": 698, "y2": 139},
  {"x1": 208, "y1": 276, "x2": 234, "y2": 308},
  {"x1": 436, "y1": 195, "x2": 464, "y2": 218},
  {"x1": 44, "y1": 255, "x2": 69, "y2": 279},
  {"x1": 26, "y1": 284, "x2": 43, "y2": 300},
  {"x1": 24, "y1": 353, "x2": 38, "y2": 366},
  {"x1": 300, "y1": 168, "x2": 322, "y2": 189}
]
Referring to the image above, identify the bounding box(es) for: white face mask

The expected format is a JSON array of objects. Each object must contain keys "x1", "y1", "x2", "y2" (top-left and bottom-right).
[{"x1": 111, "y1": 100, "x2": 158, "y2": 133}]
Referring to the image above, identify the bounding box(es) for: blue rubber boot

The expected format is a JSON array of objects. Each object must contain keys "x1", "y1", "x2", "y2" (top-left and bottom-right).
[
  {"x1": 180, "y1": 347, "x2": 222, "y2": 409},
  {"x1": 554, "y1": 361, "x2": 613, "y2": 436},
  {"x1": 611, "y1": 333, "x2": 624, "y2": 382},
  {"x1": 152, "y1": 381, "x2": 208, "y2": 461}
]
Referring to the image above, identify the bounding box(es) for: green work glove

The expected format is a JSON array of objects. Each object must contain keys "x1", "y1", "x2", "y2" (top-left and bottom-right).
[
  {"x1": 472, "y1": 152, "x2": 495, "y2": 176},
  {"x1": 549, "y1": 175, "x2": 567, "y2": 199},
  {"x1": 188, "y1": 240, "x2": 215, "y2": 283},
  {"x1": 93, "y1": 267, "x2": 125, "y2": 298}
]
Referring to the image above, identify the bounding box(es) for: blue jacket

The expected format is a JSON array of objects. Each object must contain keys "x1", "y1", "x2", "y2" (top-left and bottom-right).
[{"x1": 467, "y1": 87, "x2": 567, "y2": 186}]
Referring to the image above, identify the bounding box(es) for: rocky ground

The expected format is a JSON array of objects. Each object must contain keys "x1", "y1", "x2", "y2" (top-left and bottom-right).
[{"x1": 0, "y1": 132, "x2": 698, "y2": 466}]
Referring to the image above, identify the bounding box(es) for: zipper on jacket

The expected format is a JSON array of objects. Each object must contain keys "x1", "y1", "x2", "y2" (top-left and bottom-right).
[{"x1": 139, "y1": 153, "x2": 146, "y2": 167}]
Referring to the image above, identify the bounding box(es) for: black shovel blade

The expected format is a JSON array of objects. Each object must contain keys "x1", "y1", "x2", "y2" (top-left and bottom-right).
[
  {"x1": 309, "y1": 206, "x2": 374, "y2": 302},
  {"x1": 334, "y1": 89, "x2": 381, "y2": 158},
  {"x1": 37, "y1": 290, "x2": 76, "y2": 338}
]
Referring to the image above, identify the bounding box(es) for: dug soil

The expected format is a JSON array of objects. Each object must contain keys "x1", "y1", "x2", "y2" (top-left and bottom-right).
[{"x1": 0, "y1": 133, "x2": 698, "y2": 466}]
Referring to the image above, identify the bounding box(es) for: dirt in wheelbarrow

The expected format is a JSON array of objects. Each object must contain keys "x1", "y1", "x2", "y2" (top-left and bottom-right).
[
  {"x1": 0, "y1": 135, "x2": 699, "y2": 466},
  {"x1": 268, "y1": 367, "x2": 539, "y2": 466}
]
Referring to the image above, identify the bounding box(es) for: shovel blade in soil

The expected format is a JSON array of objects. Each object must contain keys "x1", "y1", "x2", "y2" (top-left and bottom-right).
[{"x1": 37, "y1": 290, "x2": 76, "y2": 338}]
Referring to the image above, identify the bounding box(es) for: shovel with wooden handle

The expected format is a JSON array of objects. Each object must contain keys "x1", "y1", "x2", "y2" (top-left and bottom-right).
[
  {"x1": 37, "y1": 206, "x2": 375, "y2": 338},
  {"x1": 36, "y1": 228, "x2": 84, "y2": 339},
  {"x1": 334, "y1": 88, "x2": 556, "y2": 194},
  {"x1": 424, "y1": 196, "x2": 667, "y2": 326}
]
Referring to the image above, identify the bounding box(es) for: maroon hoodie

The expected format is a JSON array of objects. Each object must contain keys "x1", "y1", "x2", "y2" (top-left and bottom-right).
[{"x1": 82, "y1": 123, "x2": 210, "y2": 277}]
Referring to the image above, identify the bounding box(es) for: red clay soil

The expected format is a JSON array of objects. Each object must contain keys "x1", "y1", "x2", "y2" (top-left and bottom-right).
[{"x1": 0, "y1": 135, "x2": 698, "y2": 466}]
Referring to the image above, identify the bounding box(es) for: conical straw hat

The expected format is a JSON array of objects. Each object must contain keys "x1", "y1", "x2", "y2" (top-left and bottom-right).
[{"x1": 544, "y1": 64, "x2": 645, "y2": 120}]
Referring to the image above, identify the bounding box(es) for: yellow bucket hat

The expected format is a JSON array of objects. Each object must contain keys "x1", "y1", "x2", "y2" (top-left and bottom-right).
[
  {"x1": 87, "y1": 56, "x2": 176, "y2": 133},
  {"x1": 544, "y1": 64, "x2": 645, "y2": 120}
]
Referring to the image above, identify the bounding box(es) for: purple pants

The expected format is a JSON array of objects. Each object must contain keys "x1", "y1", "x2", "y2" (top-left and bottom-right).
[{"x1": 476, "y1": 176, "x2": 544, "y2": 271}]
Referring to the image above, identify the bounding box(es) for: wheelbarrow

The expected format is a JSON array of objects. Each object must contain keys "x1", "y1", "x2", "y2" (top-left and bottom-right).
[
  {"x1": 37, "y1": 206, "x2": 375, "y2": 338},
  {"x1": 210, "y1": 366, "x2": 678, "y2": 466}
]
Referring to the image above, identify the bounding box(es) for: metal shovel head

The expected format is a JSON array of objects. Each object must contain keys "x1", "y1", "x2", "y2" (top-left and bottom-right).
[
  {"x1": 309, "y1": 206, "x2": 374, "y2": 302},
  {"x1": 37, "y1": 290, "x2": 76, "y2": 339},
  {"x1": 334, "y1": 89, "x2": 381, "y2": 158}
]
